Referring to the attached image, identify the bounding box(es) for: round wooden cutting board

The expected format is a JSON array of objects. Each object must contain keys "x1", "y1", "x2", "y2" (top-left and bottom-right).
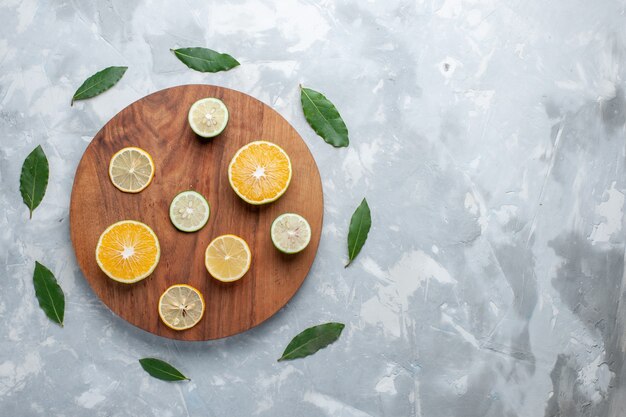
[{"x1": 70, "y1": 85, "x2": 323, "y2": 341}]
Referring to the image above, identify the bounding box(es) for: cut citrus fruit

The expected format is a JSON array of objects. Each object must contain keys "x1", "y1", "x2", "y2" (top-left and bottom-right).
[
  {"x1": 271, "y1": 213, "x2": 311, "y2": 254},
  {"x1": 108, "y1": 147, "x2": 155, "y2": 193},
  {"x1": 205, "y1": 234, "x2": 251, "y2": 282},
  {"x1": 169, "y1": 190, "x2": 210, "y2": 232},
  {"x1": 228, "y1": 141, "x2": 292, "y2": 205},
  {"x1": 188, "y1": 97, "x2": 229, "y2": 138},
  {"x1": 95, "y1": 220, "x2": 160, "y2": 283},
  {"x1": 158, "y1": 284, "x2": 205, "y2": 331}
]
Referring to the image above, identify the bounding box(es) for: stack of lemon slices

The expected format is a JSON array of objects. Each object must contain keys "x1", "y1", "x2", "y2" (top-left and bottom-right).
[{"x1": 94, "y1": 96, "x2": 312, "y2": 332}]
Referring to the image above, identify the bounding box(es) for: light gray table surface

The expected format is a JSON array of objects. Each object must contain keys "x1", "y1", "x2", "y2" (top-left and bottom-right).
[{"x1": 2, "y1": 0, "x2": 626, "y2": 416}]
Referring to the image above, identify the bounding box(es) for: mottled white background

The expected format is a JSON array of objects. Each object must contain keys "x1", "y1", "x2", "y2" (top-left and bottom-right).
[{"x1": 2, "y1": 0, "x2": 626, "y2": 416}]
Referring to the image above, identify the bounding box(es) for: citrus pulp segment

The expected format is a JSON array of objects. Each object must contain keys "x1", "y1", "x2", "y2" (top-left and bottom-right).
[
  {"x1": 188, "y1": 97, "x2": 229, "y2": 138},
  {"x1": 228, "y1": 141, "x2": 292, "y2": 205},
  {"x1": 95, "y1": 220, "x2": 160, "y2": 283},
  {"x1": 158, "y1": 284, "x2": 205, "y2": 331},
  {"x1": 108, "y1": 147, "x2": 155, "y2": 193},
  {"x1": 205, "y1": 234, "x2": 251, "y2": 282}
]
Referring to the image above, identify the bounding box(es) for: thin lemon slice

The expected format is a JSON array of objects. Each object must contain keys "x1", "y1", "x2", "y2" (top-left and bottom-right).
[
  {"x1": 95, "y1": 220, "x2": 160, "y2": 283},
  {"x1": 205, "y1": 234, "x2": 251, "y2": 282},
  {"x1": 108, "y1": 147, "x2": 155, "y2": 193},
  {"x1": 228, "y1": 141, "x2": 292, "y2": 205},
  {"x1": 271, "y1": 213, "x2": 312, "y2": 254},
  {"x1": 158, "y1": 284, "x2": 205, "y2": 331},
  {"x1": 188, "y1": 98, "x2": 229, "y2": 138},
  {"x1": 169, "y1": 190, "x2": 210, "y2": 232}
]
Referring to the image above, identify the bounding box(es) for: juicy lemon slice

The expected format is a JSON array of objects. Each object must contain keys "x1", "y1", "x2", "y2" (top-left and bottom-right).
[
  {"x1": 271, "y1": 213, "x2": 312, "y2": 254},
  {"x1": 205, "y1": 234, "x2": 251, "y2": 282},
  {"x1": 228, "y1": 141, "x2": 292, "y2": 205},
  {"x1": 188, "y1": 98, "x2": 229, "y2": 138},
  {"x1": 108, "y1": 147, "x2": 155, "y2": 193},
  {"x1": 95, "y1": 220, "x2": 160, "y2": 283},
  {"x1": 158, "y1": 284, "x2": 205, "y2": 331},
  {"x1": 169, "y1": 190, "x2": 210, "y2": 232}
]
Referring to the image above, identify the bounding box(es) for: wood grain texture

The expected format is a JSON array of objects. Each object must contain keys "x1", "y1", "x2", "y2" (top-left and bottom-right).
[{"x1": 69, "y1": 85, "x2": 323, "y2": 341}]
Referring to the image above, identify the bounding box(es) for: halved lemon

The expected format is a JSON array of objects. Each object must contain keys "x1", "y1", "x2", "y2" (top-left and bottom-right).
[
  {"x1": 205, "y1": 234, "x2": 251, "y2": 282},
  {"x1": 188, "y1": 98, "x2": 229, "y2": 138},
  {"x1": 158, "y1": 284, "x2": 205, "y2": 331},
  {"x1": 108, "y1": 147, "x2": 155, "y2": 193},
  {"x1": 228, "y1": 141, "x2": 292, "y2": 205},
  {"x1": 95, "y1": 220, "x2": 160, "y2": 283},
  {"x1": 271, "y1": 213, "x2": 312, "y2": 254},
  {"x1": 169, "y1": 190, "x2": 210, "y2": 232}
]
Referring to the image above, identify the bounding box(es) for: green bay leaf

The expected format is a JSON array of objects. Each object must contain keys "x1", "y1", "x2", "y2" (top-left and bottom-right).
[
  {"x1": 139, "y1": 358, "x2": 189, "y2": 381},
  {"x1": 278, "y1": 322, "x2": 345, "y2": 362},
  {"x1": 171, "y1": 47, "x2": 240, "y2": 73},
  {"x1": 300, "y1": 86, "x2": 349, "y2": 147},
  {"x1": 33, "y1": 261, "x2": 65, "y2": 327},
  {"x1": 71, "y1": 66, "x2": 127, "y2": 105},
  {"x1": 346, "y1": 198, "x2": 371, "y2": 267},
  {"x1": 20, "y1": 145, "x2": 49, "y2": 219}
]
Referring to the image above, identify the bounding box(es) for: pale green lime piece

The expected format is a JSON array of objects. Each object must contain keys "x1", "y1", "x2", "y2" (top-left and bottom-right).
[
  {"x1": 271, "y1": 213, "x2": 311, "y2": 254},
  {"x1": 169, "y1": 191, "x2": 210, "y2": 232},
  {"x1": 188, "y1": 97, "x2": 229, "y2": 138}
]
